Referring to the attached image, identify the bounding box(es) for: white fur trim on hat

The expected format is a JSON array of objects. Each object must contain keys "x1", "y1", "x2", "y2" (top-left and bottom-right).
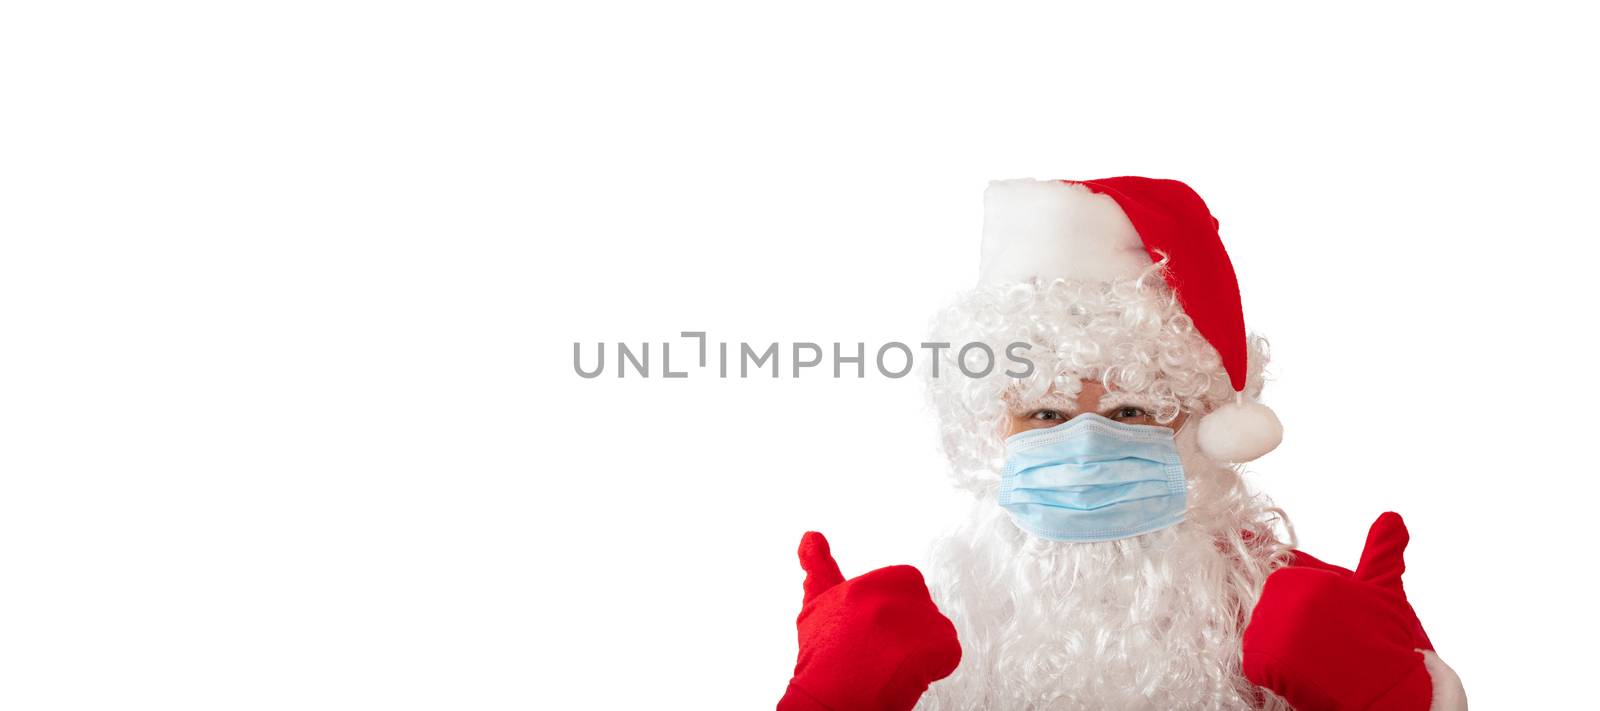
[{"x1": 978, "y1": 179, "x2": 1152, "y2": 285}]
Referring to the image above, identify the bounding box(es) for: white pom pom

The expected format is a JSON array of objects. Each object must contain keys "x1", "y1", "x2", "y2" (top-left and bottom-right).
[{"x1": 1196, "y1": 397, "x2": 1283, "y2": 463}]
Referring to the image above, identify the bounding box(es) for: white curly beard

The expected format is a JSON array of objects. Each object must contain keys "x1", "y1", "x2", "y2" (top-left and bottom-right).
[{"x1": 916, "y1": 430, "x2": 1294, "y2": 711}]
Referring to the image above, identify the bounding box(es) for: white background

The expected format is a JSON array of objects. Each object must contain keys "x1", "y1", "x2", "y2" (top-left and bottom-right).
[{"x1": 3, "y1": 2, "x2": 1596, "y2": 709}]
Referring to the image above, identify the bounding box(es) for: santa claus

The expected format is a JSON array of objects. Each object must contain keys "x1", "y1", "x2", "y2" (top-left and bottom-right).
[{"x1": 776, "y1": 178, "x2": 1468, "y2": 710}]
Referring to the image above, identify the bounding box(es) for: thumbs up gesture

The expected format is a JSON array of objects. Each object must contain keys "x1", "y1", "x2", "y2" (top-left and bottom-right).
[
  {"x1": 1243, "y1": 513, "x2": 1449, "y2": 711},
  {"x1": 777, "y1": 532, "x2": 961, "y2": 711}
]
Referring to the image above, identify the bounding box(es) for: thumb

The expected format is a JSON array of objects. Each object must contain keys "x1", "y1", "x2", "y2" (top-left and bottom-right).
[
  {"x1": 1354, "y1": 511, "x2": 1410, "y2": 592},
  {"x1": 798, "y1": 531, "x2": 846, "y2": 605}
]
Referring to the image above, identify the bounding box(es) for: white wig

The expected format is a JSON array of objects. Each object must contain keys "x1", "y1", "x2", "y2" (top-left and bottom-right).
[{"x1": 926, "y1": 258, "x2": 1273, "y2": 496}]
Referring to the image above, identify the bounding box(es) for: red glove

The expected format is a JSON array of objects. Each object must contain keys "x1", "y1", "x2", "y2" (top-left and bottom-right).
[
  {"x1": 777, "y1": 532, "x2": 962, "y2": 711},
  {"x1": 1243, "y1": 512, "x2": 1436, "y2": 711}
]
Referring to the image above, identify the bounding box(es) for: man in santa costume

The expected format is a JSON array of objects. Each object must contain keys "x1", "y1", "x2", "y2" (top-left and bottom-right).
[{"x1": 776, "y1": 178, "x2": 1468, "y2": 710}]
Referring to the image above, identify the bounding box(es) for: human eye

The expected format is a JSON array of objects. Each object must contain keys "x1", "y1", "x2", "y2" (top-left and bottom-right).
[
  {"x1": 1109, "y1": 405, "x2": 1148, "y2": 421},
  {"x1": 1029, "y1": 409, "x2": 1069, "y2": 422}
]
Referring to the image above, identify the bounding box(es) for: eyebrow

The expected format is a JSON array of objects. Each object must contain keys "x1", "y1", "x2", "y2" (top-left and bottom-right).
[
  {"x1": 1006, "y1": 392, "x2": 1079, "y2": 415},
  {"x1": 1009, "y1": 390, "x2": 1157, "y2": 415},
  {"x1": 1095, "y1": 392, "x2": 1153, "y2": 412}
]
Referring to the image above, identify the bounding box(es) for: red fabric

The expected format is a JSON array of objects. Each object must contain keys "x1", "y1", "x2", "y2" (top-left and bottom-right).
[
  {"x1": 1075, "y1": 178, "x2": 1249, "y2": 392},
  {"x1": 777, "y1": 532, "x2": 961, "y2": 711},
  {"x1": 1244, "y1": 512, "x2": 1436, "y2": 711}
]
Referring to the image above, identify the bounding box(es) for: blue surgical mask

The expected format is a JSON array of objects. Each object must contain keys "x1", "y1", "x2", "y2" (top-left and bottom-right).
[{"x1": 998, "y1": 413, "x2": 1188, "y2": 542}]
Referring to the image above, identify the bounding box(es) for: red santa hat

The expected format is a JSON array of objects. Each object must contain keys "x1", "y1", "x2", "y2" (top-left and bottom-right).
[{"x1": 979, "y1": 177, "x2": 1283, "y2": 463}]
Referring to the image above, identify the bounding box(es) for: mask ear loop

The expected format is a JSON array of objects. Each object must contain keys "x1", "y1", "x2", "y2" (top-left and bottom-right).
[{"x1": 1171, "y1": 405, "x2": 1195, "y2": 437}]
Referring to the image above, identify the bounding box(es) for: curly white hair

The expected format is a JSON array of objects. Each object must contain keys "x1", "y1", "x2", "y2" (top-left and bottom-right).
[{"x1": 925, "y1": 258, "x2": 1272, "y2": 496}]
